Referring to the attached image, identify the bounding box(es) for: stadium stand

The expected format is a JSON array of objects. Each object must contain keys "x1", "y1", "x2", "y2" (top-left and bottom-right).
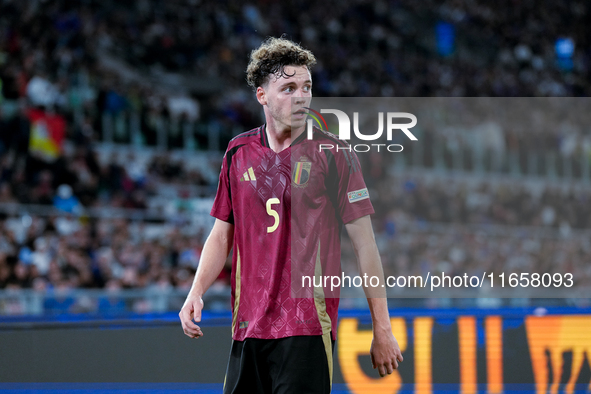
[{"x1": 1, "y1": 0, "x2": 590, "y2": 315}]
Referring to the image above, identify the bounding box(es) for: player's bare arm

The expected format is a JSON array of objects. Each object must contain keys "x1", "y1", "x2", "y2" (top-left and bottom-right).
[
  {"x1": 344, "y1": 215, "x2": 404, "y2": 377},
  {"x1": 179, "y1": 219, "x2": 234, "y2": 339}
]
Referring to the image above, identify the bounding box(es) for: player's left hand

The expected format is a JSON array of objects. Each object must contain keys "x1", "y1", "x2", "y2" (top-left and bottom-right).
[{"x1": 370, "y1": 330, "x2": 403, "y2": 377}]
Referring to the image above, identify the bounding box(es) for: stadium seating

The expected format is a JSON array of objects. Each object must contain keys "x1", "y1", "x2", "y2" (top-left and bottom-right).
[{"x1": 1, "y1": 0, "x2": 590, "y2": 314}]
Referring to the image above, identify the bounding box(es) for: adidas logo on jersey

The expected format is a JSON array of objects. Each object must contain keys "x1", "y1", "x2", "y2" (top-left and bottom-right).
[{"x1": 240, "y1": 167, "x2": 257, "y2": 182}]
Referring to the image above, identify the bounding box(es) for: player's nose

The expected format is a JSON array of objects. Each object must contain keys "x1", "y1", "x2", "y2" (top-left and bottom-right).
[
  {"x1": 293, "y1": 90, "x2": 308, "y2": 103},
  {"x1": 294, "y1": 86, "x2": 310, "y2": 98}
]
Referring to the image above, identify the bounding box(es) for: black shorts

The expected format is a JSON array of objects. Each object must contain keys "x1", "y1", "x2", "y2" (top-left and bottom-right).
[{"x1": 223, "y1": 332, "x2": 335, "y2": 394}]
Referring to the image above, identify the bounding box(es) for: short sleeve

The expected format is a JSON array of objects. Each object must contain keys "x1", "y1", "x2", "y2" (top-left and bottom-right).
[
  {"x1": 333, "y1": 148, "x2": 374, "y2": 224},
  {"x1": 210, "y1": 150, "x2": 234, "y2": 223}
]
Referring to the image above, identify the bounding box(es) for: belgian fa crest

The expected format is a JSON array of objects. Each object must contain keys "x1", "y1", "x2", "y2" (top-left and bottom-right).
[{"x1": 292, "y1": 156, "x2": 311, "y2": 187}]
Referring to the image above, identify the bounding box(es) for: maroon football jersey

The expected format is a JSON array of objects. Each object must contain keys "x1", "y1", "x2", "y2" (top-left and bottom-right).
[{"x1": 211, "y1": 125, "x2": 374, "y2": 341}]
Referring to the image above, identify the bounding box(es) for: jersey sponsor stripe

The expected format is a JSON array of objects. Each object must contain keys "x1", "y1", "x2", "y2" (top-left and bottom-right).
[
  {"x1": 230, "y1": 126, "x2": 261, "y2": 143},
  {"x1": 231, "y1": 247, "x2": 242, "y2": 335},
  {"x1": 313, "y1": 241, "x2": 333, "y2": 386},
  {"x1": 225, "y1": 144, "x2": 246, "y2": 224},
  {"x1": 260, "y1": 125, "x2": 270, "y2": 148},
  {"x1": 248, "y1": 167, "x2": 256, "y2": 181},
  {"x1": 291, "y1": 128, "x2": 308, "y2": 146},
  {"x1": 314, "y1": 128, "x2": 358, "y2": 173},
  {"x1": 325, "y1": 135, "x2": 358, "y2": 172}
]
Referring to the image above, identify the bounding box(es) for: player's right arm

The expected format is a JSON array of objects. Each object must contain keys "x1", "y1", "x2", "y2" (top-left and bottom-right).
[{"x1": 179, "y1": 219, "x2": 234, "y2": 339}]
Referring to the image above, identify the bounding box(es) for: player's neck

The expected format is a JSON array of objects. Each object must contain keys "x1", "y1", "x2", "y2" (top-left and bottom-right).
[{"x1": 264, "y1": 123, "x2": 305, "y2": 153}]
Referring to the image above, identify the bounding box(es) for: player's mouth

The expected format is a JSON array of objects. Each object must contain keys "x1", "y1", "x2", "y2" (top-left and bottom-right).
[{"x1": 293, "y1": 109, "x2": 307, "y2": 116}]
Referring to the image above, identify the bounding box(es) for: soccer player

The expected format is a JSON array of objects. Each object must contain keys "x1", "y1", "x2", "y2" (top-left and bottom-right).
[{"x1": 179, "y1": 37, "x2": 403, "y2": 394}]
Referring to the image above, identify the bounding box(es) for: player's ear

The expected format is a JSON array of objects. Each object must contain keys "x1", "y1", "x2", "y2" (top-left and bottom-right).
[{"x1": 256, "y1": 86, "x2": 267, "y2": 105}]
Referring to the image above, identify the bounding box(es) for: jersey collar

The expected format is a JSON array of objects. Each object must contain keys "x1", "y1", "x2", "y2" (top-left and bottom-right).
[
  {"x1": 259, "y1": 125, "x2": 270, "y2": 148},
  {"x1": 259, "y1": 124, "x2": 308, "y2": 149}
]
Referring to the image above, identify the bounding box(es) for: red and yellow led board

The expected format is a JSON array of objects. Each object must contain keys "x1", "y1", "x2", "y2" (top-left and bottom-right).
[{"x1": 336, "y1": 313, "x2": 591, "y2": 394}]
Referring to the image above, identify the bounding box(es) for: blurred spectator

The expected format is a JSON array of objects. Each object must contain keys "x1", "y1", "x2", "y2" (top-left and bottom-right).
[
  {"x1": 53, "y1": 184, "x2": 82, "y2": 214},
  {"x1": 97, "y1": 279, "x2": 127, "y2": 313},
  {"x1": 26, "y1": 70, "x2": 62, "y2": 109},
  {"x1": 167, "y1": 96, "x2": 199, "y2": 122},
  {"x1": 43, "y1": 281, "x2": 77, "y2": 314}
]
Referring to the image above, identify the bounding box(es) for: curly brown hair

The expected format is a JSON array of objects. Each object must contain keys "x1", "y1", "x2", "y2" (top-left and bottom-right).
[{"x1": 246, "y1": 37, "x2": 316, "y2": 90}]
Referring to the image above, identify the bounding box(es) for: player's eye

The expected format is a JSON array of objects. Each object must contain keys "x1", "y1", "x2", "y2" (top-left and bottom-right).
[{"x1": 284, "y1": 86, "x2": 294, "y2": 92}]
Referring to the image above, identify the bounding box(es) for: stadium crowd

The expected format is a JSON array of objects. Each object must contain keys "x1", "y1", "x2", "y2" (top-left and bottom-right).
[
  {"x1": 1, "y1": 145, "x2": 591, "y2": 294},
  {"x1": 1, "y1": 0, "x2": 591, "y2": 311},
  {"x1": 0, "y1": 215, "x2": 211, "y2": 290},
  {"x1": 371, "y1": 175, "x2": 591, "y2": 230},
  {"x1": 342, "y1": 228, "x2": 591, "y2": 292},
  {"x1": 2, "y1": 0, "x2": 591, "y2": 156},
  {"x1": 0, "y1": 128, "x2": 212, "y2": 210}
]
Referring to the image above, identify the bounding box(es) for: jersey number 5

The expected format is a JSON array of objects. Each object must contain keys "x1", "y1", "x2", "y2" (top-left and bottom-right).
[{"x1": 266, "y1": 198, "x2": 280, "y2": 233}]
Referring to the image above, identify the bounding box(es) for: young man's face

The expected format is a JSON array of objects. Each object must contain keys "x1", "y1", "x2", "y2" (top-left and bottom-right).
[{"x1": 257, "y1": 65, "x2": 312, "y2": 132}]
